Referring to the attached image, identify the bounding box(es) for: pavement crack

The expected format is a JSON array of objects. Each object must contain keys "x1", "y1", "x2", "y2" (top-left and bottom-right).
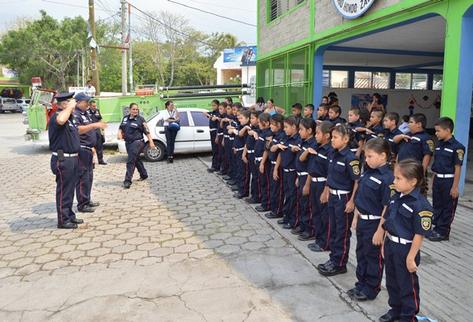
[{"x1": 176, "y1": 294, "x2": 208, "y2": 322}]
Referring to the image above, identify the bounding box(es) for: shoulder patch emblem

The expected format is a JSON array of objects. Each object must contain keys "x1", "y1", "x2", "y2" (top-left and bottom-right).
[
  {"x1": 427, "y1": 140, "x2": 435, "y2": 152},
  {"x1": 350, "y1": 160, "x2": 360, "y2": 176},
  {"x1": 421, "y1": 217, "x2": 432, "y2": 231},
  {"x1": 457, "y1": 149, "x2": 464, "y2": 161},
  {"x1": 419, "y1": 211, "x2": 433, "y2": 217},
  {"x1": 349, "y1": 160, "x2": 360, "y2": 166},
  {"x1": 389, "y1": 184, "x2": 397, "y2": 197}
]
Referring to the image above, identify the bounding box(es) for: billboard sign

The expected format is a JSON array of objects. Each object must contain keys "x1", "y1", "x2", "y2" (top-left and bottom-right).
[{"x1": 223, "y1": 46, "x2": 257, "y2": 66}]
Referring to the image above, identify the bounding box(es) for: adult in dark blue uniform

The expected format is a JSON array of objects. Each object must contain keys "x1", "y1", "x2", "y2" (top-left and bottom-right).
[
  {"x1": 379, "y1": 159, "x2": 433, "y2": 322},
  {"x1": 318, "y1": 124, "x2": 360, "y2": 276},
  {"x1": 88, "y1": 99, "x2": 107, "y2": 165},
  {"x1": 205, "y1": 99, "x2": 220, "y2": 172},
  {"x1": 118, "y1": 103, "x2": 155, "y2": 189},
  {"x1": 48, "y1": 92, "x2": 82, "y2": 229},
  {"x1": 73, "y1": 93, "x2": 107, "y2": 213},
  {"x1": 429, "y1": 117, "x2": 465, "y2": 241}
]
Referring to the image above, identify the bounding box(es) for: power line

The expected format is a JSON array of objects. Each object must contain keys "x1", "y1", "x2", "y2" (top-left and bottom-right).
[
  {"x1": 167, "y1": 0, "x2": 256, "y2": 27},
  {"x1": 190, "y1": 0, "x2": 256, "y2": 13},
  {"x1": 40, "y1": 0, "x2": 111, "y2": 12}
]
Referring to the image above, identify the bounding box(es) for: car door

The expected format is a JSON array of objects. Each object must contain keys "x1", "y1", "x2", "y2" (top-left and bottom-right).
[{"x1": 190, "y1": 111, "x2": 211, "y2": 152}]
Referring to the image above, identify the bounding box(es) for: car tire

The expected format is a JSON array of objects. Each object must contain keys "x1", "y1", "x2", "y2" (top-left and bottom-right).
[{"x1": 143, "y1": 141, "x2": 165, "y2": 162}]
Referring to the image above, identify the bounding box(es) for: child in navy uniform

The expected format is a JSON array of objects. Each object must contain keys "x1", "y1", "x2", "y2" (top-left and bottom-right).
[
  {"x1": 303, "y1": 104, "x2": 315, "y2": 119},
  {"x1": 379, "y1": 159, "x2": 433, "y2": 322},
  {"x1": 215, "y1": 102, "x2": 227, "y2": 175},
  {"x1": 328, "y1": 105, "x2": 346, "y2": 126},
  {"x1": 394, "y1": 113, "x2": 434, "y2": 171},
  {"x1": 350, "y1": 138, "x2": 394, "y2": 301},
  {"x1": 265, "y1": 114, "x2": 286, "y2": 219},
  {"x1": 383, "y1": 112, "x2": 402, "y2": 161},
  {"x1": 294, "y1": 118, "x2": 317, "y2": 240},
  {"x1": 233, "y1": 110, "x2": 251, "y2": 199},
  {"x1": 206, "y1": 99, "x2": 220, "y2": 172},
  {"x1": 254, "y1": 113, "x2": 272, "y2": 212},
  {"x1": 219, "y1": 103, "x2": 234, "y2": 177},
  {"x1": 347, "y1": 107, "x2": 364, "y2": 158},
  {"x1": 357, "y1": 110, "x2": 385, "y2": 142},
  {"x1": 429, "y1": 117, "x2": 465, "y2": 242},
  {"x1": 274, "y1": 116, "x2": 301, "y2": 229},
  {"x1": 317, "y1": 103, "x2": 329, "y2": 122},
  {"x1": 318, "y1": 124, "x2": 360, "y2": 276},
  {"x1": 306, "y1": 121, "x2": 333, "y2": 252},
  {"x1": 243, "y1": 111, "x2": 261, "y2": 204}
]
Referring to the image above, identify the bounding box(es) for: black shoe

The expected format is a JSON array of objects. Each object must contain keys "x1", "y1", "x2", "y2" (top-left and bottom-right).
[
  {"x1": 291, "y1": 226, "x2": 302, "y2": 235},
  {"x1": 317, "y1": 260, "x2": 333, "y2": 271},
  {"x1": 282, "y1": 223, "x2": 293, "y2": 229},
  {"x1": 123, "y1": 181, "x2": 131, "y2": 189},
  {"x1": 227, "y1": 180, "x2": 236, "y2": 186},
  {"x1": 222, "y1": 175, "x2": 231, "y2": 180},
  {"x1": 78, "y1": 205, "x2": 96, "y2": 213},
  {"x1": 71, "y1": 218, "x2": 84, "y2": 224},
  {"x1": 98, "y1": 161, "x2": 107, "y2": 165},
  {"x1": 265, "y1": 212, "x2": 283, "y2": 219},
  {"x1": 234, "y1": 193, "x2": 247, "y2": 199},
  {"x1": 352, "y1": 290, "x2": 369, "y2": 301},
  {"x1": 277, "y1": 218, "x2": 287, "y2": 225},
  {"x1": 346, "y1": 287, "x2": 358, "y2": 298},
  {"x1": 379, "y1": 312, "x2": 399, "y2": 322},
  {"x1": 308, "y1": 243, "x2": 325, "y2": 252},
  {"x1": 216, "y1": 171, "x2": 225, "y2": 176},
  {"x1": 58, "y1": 222, "x2": 78, "y2": 229},
  {"x1": 231, "y1": 186, "x2": 239, "y2": 192},
  {"x1": 319, "y1": 263, "x2": 347, "y2": 276},
  {"x1": 255, "y1": 206, "x2": 269, "y2": 212},
  {"x1": 244, "y1": 197, "x2": 259, "y2": 204},
  {"x1": 167, "y1": 157, "x2": 174, "y2": 163},
  {"x1": 298, "y1": 232, "x2": 315, "y2": 241},
  {"x1": 428, "y1": 231, "x2": 449, "y2": 242},
  {"x1": 207, "y1": 168, "x2": 216, "y2": 173},
  {"x1": 138, "y1": 176, "x2": 148, "y2": 181},
  {"x1": 88, "y1": 201, "x2": 100, "y2": 207}
]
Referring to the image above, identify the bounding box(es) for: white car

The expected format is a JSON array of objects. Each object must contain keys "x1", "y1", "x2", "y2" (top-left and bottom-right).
[
  {"x1": 16, "y1": 98, "x2": 31, "y2": 112},
  {"x1": 118, "y1": 108, "x2": 212, "y2": 161}
]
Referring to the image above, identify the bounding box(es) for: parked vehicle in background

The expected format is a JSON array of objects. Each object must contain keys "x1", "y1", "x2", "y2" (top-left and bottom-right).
[
  {"x1": 0, "y1": 97, "x2": 22, "y2": 113},
  {"x1": 16, "y1": 98, "x2": 31, "y2": 112},
  {"x1": 118, "y1": 108, "x2": 212, "y2": 162}
]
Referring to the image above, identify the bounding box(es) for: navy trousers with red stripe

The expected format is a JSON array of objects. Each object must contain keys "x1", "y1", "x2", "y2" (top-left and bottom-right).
[
  {"x1": 248, "y1": 156, "x2": 260, "y2": 202},
  {"x1": 125, "y1": 140, "x2": 147, "y2": 184},
  {"x1": 76, "y1": 148, "x2": 94, "y2": 210},
  {"x1": 355, "y1": 219, "x2": 383, "y2": 299},
  {"x1": 282, "y1": 170, "x2": 298, "y2": 227},
  {"x1": 210, "y1": 130, "x2": 218, "y2": 170},
  {"x1": 311, "y1": 181, "x2": 330, "y2": 250},
  {"x1": 269, "y1": 164, "x2": 284, "y2": 215},
  {"x1": 297, "y1": 174, "x2": 312, "y2": 234},
  {"x1": 236, "y1": 151, "x2": 250, "y2": 196},
  {"x1": 432, "y1": 177, "x2": 458, "y2": 237},
  {"x1": 51, "y1": 155, "x2": 79, "y2": 225},
  {"x1": 384, "y1": 239, "x2": 420, "y2": 322},
  {"x1": 257, "y1": 160, "x2": 271, "y2": 210},
  {"x1": 215, "y1": 135, "x2": 224, "y2": 172},
  {"x1": 328, "y1": 192, "x2": 354, "y2": 268}
]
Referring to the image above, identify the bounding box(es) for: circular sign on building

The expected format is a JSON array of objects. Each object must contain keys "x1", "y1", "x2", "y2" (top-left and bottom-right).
[{"x1": 332, "y1": 0, "x2": 376, "y2": 19}]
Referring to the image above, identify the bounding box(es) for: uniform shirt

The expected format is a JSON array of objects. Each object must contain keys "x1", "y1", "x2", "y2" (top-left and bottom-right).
[
  {"x1": 397, "y1": 131, "x2": 434, "y2": 162},
  {"x1": 254, "y1": 128, "x2": 272, "y2": 159},
  {"x1": 245, "y1": 125, "x2": 258, "y2": 159},
  {"x1": 384, "y1": 128, "x2": 402, "y2": 156},
  {"x1": 119, "y1": 114, "x2": 149, "y2": 144},
  {"x1": 159, "y1": 109, "x2": 179, "y2": 127},
  {"x1": 268, "y1": 130, "x2": 285, "y2": 163},
  {"x1": 328, "y1": 117, "x2": 346, "y2": 126},
  {"x1": 217, "y1": 113, "x2": 226, "y2": 136},
  {"x1": 280, "y1": 134, "x2": 302, "y2": 169},
  {"x1": 295, "y1": 137, "x2": 317, "y2": 172},
  {"x1": 307, "y1": 143, "x2": 332, "y2": 178},
  {"x1": 48, "y1": 112, "x2": 81, "y2": 154},
  {"x1": 233, "y1": 123, "x2": 248, "y2": 150},
  {"x1": 327, "y1": 147, "x2": 360, "y2": 191},
  {"x1": 87, "y1": 108, "x2": 102, "y2": 123},
  {"x1": 365, "y1": 123, "x2": 385, "y2": 141},
  {"x1": 73, "y1": 107, "x2": 97, "y2": 148},
  {"x1": 383, "y1": 187, "x2": 433, "y2": 240},
  {"x1": 318, "y1": 115, "x2": 328, "y2": 122},
  {"x1": 431, "y1": 136, "x2": 465, "y2": 174},
  {"x1": 355, "y1": 164, "x2": 394, "y2": 216},
  {"x1": 208, "y1": 110, "x2": 219, "y2": 130}
]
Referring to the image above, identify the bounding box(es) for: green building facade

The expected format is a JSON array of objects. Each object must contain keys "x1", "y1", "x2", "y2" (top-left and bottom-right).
[{"x1": 256, "y1": 0, "x2": 473, "y2": 190}]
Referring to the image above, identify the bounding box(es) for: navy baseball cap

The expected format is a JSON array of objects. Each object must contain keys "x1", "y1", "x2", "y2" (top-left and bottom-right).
[
  {"x1": 74, "y1": 92, "x2": 92, "y2": 102},
  {"x1": 55, "y1": 92, "x2": 75, "y2": 102}
]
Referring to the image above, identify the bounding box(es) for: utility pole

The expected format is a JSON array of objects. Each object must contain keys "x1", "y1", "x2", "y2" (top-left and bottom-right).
[
  {"x1": 121, "y1": 0, "x2": 128, "y2": 95},
  {"x1": 128, "y1": 3, "x2": 133, "y2": 93},
  {"x1": 81, "y1": 49, "x2": 85, "y2": 87},
  {"x1": 76, "y1": 51, "x2": 80, "y2": 87},
  {"x1": 89, "y1": 0, "x2": 100, "y2": 95}
]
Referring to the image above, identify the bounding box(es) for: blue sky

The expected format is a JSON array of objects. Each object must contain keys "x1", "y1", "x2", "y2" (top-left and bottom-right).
[{"x1": 0, "y1": 0, "x2": 257, "y2": 44}]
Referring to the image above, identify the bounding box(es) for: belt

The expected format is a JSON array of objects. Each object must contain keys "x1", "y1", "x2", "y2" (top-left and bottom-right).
[
  {"x1": 436, "y1": 173, "x2": 454, "y2": 178},
  {"x1": 283, "y1": 168, "x2": 295, "y2": 173},
  {"x1": 235, "y1": 148, "x2": 244, "y2": 152},
  {"x1": 330, "y1": 189, "x2": 351, "y2": 196},
  {"x1": 255, "y1": 157, "x2": 263, "y2": 162},
  {"x1": 359, "y1": 214, "x2": 382, "y2": 220},
  {"x1": 247, "y1": 150, "x2": 255, "y2": 154},
  {"x1": 229, "y1": 138, "x2": 235, "y2": 141},
  {"x1": 297, "y1": 172, "x2": 308, "y2": 176},
  {"x1": 311, "y1": 177, "x2": 327, "y2": 182},
  {"x1": 80, "y1": 145, "x2": 93, "y2": 150},
  {"x1": 52, "y1": 152, "x2": 78, "y2": 157},
  {"x1": 271, "y1": 161, "x2": 276, "y2": 165},
  {"x1": 387, "y1": 233, "x2": 412, "y2": 245},
  {"x1": 217, "y1": 133, "x2": 223, "y2": 136},
  {"x1": 223, "y1": 134, "x2": 229, "y2": 138},
  {"x1": 210, "y1": 128, "x2": 217, "y2": 132}
]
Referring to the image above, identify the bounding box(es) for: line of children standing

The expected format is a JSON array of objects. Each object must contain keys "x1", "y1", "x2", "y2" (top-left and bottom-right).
[{"x1": 206, "y1": 98, "x2": 465, "y2": 322}]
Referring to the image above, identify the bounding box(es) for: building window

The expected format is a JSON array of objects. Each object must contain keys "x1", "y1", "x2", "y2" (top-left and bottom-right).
[
  {"x1": 269, "y1": 0, "x2": 305, "y2": 22},
  {"x1": 433, "y1": 74, "x2": 443, "y2": 90},
  {"x1": 372, "y1": 72, "x2": 389, "y2": 89},
  {"x1": 322, "y1": 70, "x2": 330, "y2": 87},
  {"x1": 395, "y1": 73, "x2": 412, "y2": 89},
  {"x1": 354, "y1": 72, "x2": 372, "y2": 89},
  {"x1": 330, "y1": 71, "x2": 348, "y2": 88},
  {"x1": 412, "y1": 74, "x2": 428, "y2": 90}
]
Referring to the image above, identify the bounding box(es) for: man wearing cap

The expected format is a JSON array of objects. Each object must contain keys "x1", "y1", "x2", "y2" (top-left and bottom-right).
[
  {"x1": 48, "y1": 92, "x2": 82, "y2": 229},
  {"x1": 73, "y1": 92, "x2": 107, "y2": 213}
]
